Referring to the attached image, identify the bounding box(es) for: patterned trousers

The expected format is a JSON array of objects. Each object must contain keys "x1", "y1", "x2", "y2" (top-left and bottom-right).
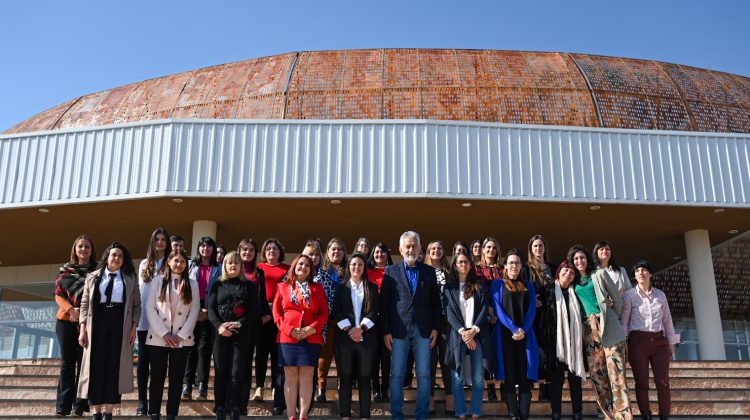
[{"x1": 584, "y1": 314, "x2": 632, "y2": 420}]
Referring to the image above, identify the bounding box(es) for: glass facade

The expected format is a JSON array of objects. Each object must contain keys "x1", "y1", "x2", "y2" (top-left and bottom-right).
[{"x1": 673, "y1": 317, "x2": 750, "y2": 361}]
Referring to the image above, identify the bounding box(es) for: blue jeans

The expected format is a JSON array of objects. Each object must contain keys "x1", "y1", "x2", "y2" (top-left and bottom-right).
[
  {"x1": 390, "y1": 324, "x2": 431, "y2": 419},
  {"x1": 451, "y1": 345, "x2": 485, "y2": 417}
]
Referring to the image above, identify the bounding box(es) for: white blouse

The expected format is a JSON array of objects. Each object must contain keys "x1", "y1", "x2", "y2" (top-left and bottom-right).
[
  {"x1": 459, "y1": 281, "x2": 475, "y2": 329},
  {"x1": 99, "y1": 269, "x2": 124, "y2": 303},
  {"x1": 336, "y1": 279, "x2": 375, "y2": 332}
]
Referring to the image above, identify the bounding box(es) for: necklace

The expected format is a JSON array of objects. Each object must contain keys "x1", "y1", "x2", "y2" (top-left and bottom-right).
[{"x1": 578, "y1": 275, "x2": 591, "y2": 286}]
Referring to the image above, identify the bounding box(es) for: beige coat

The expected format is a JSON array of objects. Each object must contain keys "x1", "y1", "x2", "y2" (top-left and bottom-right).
[
  {"x1": 77, "y1": 268, "x2": 141, "y2": 399},
  {"x1": 145, "y1": 276, "x2": 200, "y2": 347}
]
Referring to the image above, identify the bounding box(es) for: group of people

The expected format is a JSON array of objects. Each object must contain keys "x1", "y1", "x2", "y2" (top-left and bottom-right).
[{"x1": 53, "y1": 229, "x2": 679, "y2": 420}]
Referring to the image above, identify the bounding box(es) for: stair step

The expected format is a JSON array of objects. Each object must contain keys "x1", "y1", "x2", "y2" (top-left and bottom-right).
[
  {"x1": 6, "y1": 385, "x2": 750, "y2": 402},
  {"x1": 3, "y1": 400, "x2": 750, "y2": 416},
  {"x1": 4, "y1": 376, "x2": 748, "y2": 390},
  {"x1": 4, "y1": 364, "x2": 749, "y2": 378},
  {"x1": 1, "y1": 358, "x2": 748, "y2": 418}
]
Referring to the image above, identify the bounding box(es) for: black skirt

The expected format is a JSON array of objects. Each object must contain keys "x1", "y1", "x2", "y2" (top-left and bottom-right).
[{"x1": 88, "y1": 304, "x2": 124, "y2": 405}]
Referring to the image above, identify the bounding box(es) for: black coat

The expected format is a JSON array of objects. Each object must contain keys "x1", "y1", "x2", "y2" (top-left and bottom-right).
[
  {"x1": 538, "y1": 283, "x2": 586, "y2": 379},
  {"x1": 331, "y1": 280, "x2": 379, "y2": 347},
  {"x1": 442, "y1": 281, "x2": 490, "y2": 373}
]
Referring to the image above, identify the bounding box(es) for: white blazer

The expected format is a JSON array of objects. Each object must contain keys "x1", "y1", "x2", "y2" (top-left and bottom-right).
[{"x1": 145, "y1": 275, "x2": 200, "y2": 347}]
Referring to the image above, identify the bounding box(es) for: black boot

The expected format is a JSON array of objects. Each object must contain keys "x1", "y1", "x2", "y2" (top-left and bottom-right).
[
  {"x1": 181, "y1": 384, "x2": 192, "y2": 401},
  {"x1": 137, "y1": 400, "x2": 148, "y2": 416},
  {"x1": 487, "y1": 383, "x2": 497, "y2": 401},
  {"x1": 198, "y1": 382, "x2": 208, "y2": 399},
  {"x1": 504, "y1": 393, "x2": 519, "y2": 420},
  {"x1": 92, "y1": 414, "x2": 103, "y2": 420},
  {"x1": 518, "y1": 392, "x2": 531, "y2": 420},
  {"x1": 538, "y1": 382, "x2": 549, "y2": 401},
  {"x1": 316, "y1": 387, "x2": 326, "y2": 402},
  {"x1": 382, "y1": 383, "x2": 390, "y2": 402},
  {"x1": 215, "y1": 407, "x2": 226, "y2": 420}
]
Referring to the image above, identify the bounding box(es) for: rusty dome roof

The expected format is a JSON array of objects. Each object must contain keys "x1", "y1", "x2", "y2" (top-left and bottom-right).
[{"x1": 6, "y1": 49, "x2": 750, "y2": 134}]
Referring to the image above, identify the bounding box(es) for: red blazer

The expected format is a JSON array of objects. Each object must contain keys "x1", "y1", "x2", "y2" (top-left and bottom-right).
[{"x1": 273, "y1": 281, "x2": 328, "y2": 345}]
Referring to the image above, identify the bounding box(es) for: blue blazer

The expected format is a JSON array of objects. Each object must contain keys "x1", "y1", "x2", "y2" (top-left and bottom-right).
[
  {"x1": 380, "y1": 261, "x2": 441, "y2": 339},
  {"x1": 491, "y1": 278, "x2": 539, "y2": 381}
]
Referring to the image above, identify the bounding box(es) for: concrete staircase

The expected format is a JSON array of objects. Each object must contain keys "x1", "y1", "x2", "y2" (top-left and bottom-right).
[{"x1": 1, "y1": 359, "x2": 748, "y2": 418}]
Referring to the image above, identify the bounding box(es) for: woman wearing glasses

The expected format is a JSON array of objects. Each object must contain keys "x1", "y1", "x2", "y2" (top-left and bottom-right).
[
  {"x1": 492, "y1": 249, "x2": 538, "y2": 420},
  {"x1": 443, "y1": 250, "x2": 489, "y2": 419}
]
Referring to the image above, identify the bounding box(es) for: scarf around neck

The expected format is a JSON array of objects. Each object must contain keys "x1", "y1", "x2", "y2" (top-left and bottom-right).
[
  {"x1": 555, "y1": 281, "x2": 585, "y2": 378},
  {"x1": 54, "y1": 262, "x2": 95, "y2": 307},
  {"x1": 290, "y1": 280, "x2": 311, "y2": 307}
]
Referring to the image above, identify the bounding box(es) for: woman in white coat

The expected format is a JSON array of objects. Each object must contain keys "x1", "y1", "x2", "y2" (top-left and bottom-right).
[{"x1": 146, "y1": 250, "x2": 200, "y2": 420}]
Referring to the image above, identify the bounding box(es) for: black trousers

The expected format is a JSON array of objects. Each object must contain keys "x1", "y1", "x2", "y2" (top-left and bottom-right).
[
  {"x1": 238, "y1": 320, "x2": 258, "y2": 410},
  {"x1": 548, "y1": 364, "x2": 583, "y2": 414},
  {"x1": 56, "y1": 320, "x2": 88, "y2": 413},
  {"x1": 273, "y1": 359, "x2": 286, "y2": 411},
  {"x1": 430, "y1": 327, "x2": 452, "y2": 396},
  {"x1": 183, "y1": 319, "x2": 213, "y2": 387},
  {"x1": 88, "y1": 305, "x2": 124, "y2": 405},
  {"x1": 372, "y1": 324, "x2": 391, "y2": 397},
  {"x1": 335, "y1": 339, "x2": 375, "y2": 418},
  {"x1": 255, "y1": 320, "x2": 278, "y2": 388},
  {"x1": 213, "y1": 329, "x2": 250, "y2": 410},
  {"x1": 137, "y1": 330, "x2": 150, "y2": 403},
  {"x1": 501, "y1": 328, "x2": 530, "y2": 393},
  {"x1": 148, "y1": 345, "x2": 189, "y2": 416}
]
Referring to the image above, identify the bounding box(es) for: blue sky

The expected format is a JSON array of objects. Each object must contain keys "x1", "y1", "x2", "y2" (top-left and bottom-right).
[{"x1": 1, "y1": 0, "x2": 748, "y2": 131}]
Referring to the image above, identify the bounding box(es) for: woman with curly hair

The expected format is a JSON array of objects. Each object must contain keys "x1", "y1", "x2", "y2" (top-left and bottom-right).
[
  {"x1": 77, "y1": 242, "x2": 140, "y2": 420},
  {"x1": 569, "y1": 244, "x2": 632, "y2": 420}
]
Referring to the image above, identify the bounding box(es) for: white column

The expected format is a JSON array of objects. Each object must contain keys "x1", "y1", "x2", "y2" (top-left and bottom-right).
[
  {"x1": 684, "y1": 229, "x2": 726, "y2": 360},
  {"x1": 191, "y1": 220, "x2": 217, "y2": 259}
]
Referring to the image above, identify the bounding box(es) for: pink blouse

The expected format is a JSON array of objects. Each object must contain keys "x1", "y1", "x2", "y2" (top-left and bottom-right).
[{"x1": 621, "y1": 285, "x2": 679, "y2": 345}]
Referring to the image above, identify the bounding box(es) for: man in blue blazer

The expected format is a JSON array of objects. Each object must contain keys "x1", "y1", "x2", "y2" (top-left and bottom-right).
[{"x1": 380, "y1": 231, "x2": 441, "y2": 419}]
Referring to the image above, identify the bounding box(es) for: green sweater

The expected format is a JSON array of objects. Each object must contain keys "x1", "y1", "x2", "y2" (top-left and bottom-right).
[{"x1": 575, "y1": 277, "x2": 600, "y2": 316}]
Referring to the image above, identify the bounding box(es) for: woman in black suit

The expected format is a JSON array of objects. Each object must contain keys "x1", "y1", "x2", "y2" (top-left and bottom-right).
[{"x1": 332, "y1": 252, "x2": 379, "y2": 419}]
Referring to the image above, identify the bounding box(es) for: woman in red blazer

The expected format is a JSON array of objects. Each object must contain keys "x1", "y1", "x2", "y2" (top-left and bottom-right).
[{"x1": 273, "y1": 254, "x2": 328, "y2": 420}]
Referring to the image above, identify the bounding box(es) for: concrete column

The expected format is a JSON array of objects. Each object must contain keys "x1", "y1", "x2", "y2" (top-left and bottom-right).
[
  {"x1": 191, "y1": 220, "x2": 217, "y2": 259},
  {"x1": 684, "y1": 229, "x2": 726, "y2": 360}
]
